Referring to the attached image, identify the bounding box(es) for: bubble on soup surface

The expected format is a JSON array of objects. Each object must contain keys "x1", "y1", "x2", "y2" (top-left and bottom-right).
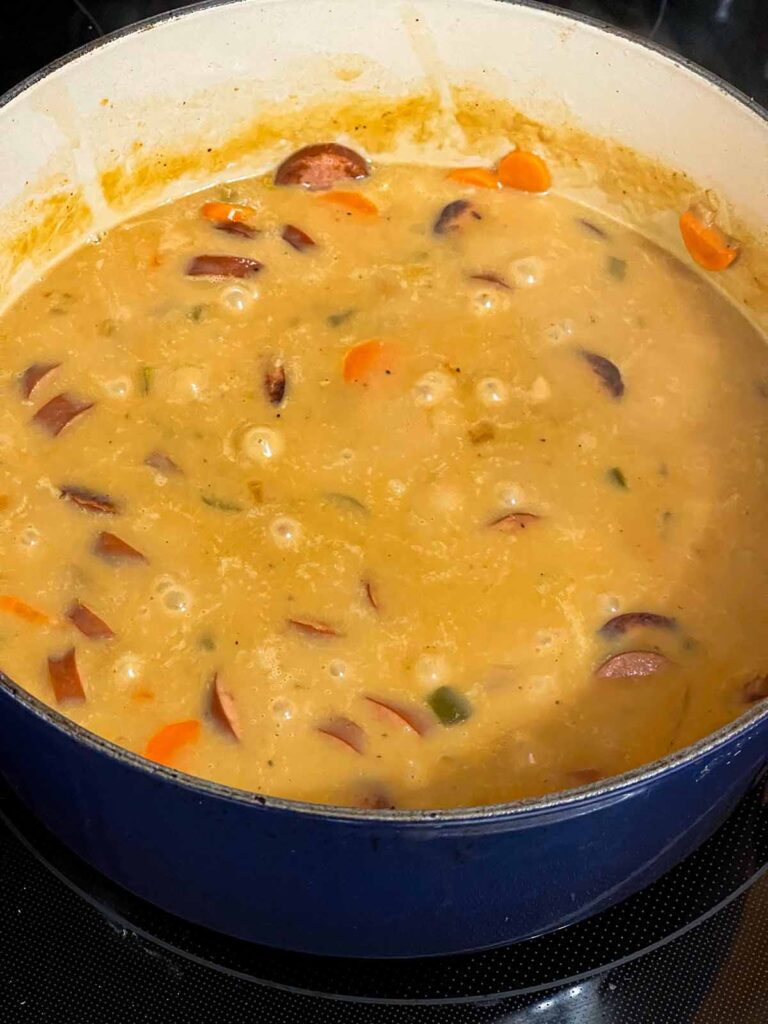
[
  {"x1": 328, "y1": 659, "x2": 347, "y2": 679},
  {"x1": 600, "y1": 593, "x2": 622, "y2": 615},
  {"x1": 413, "y1": 653, "x2": 449, "y2": 688},
  {"x1": 113, "y1": 654, "x2": 143, "y2": 686},
  {"x1": 242, "y1": 426, "x2": 284, "y2": 464},
  {"x1": 164, "y1": 366, "x2": 209, "y2": 403},
  {"x1": 412, "y1": 370, "x2": 453, "y2": 408},
  {"x1": 495, "y1": 482, "x2": 524, "y2": 508},
  {"x1": 163, "y1": 587, "x2": 191, "y2": 614},
  {"x1": 510, "y1": 257, "x2": 544, "y2": 288},
  {"x1": 18, "y1": 527, "x2": 40, "y2": 549},
  {"x1": 104, "y1": 376, "x2": 132, "y2": 398},
  {"x1": 470, "y1": 290, "x2": 496, "y2": 315},
  {"x1": 272, "y1": 699, "x2": 294, "y2": 721},
  {"x1": 270, "y1": 516, "x2": 301, "y2": 548},
  {"x1": 220, "y1": 285, "x2": 258, "y2": 314},
  {"x1": 476, "y1": 377, "x2": 508, "y2": 407}
]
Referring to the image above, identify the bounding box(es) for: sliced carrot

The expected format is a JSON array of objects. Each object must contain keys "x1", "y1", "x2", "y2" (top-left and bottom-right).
[
  {"x1": 0, "y1": 595, "x2": 51, "y2": 626},
  {"x1": 342, "y1": 339, "x2": 400, "y2": 384},
  {"x1": 447, "y1": 167, "x2": 500, "y2": 189},
  {"x1": 679, "y1": 208, "x2": 740, "y2": 271},
  {"x1": 200, "y1": 201, "x2": 258, "y2": 227},
  {"x1": 497, "y1": 150, "x2": 551, "y2": 193},
  {"x1": 144, "y1": 719, "x2": 201, "y2": 766},
  {"x1": 317, "y1": 191, "x2": 379, "y2": 217}
]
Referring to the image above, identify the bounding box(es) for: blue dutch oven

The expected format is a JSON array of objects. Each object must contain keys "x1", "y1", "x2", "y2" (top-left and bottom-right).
[{"x1": 0, "y1": 0, "x2": 766, "y2": 957}]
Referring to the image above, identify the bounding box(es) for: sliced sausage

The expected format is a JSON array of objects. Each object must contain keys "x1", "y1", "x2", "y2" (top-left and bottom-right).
[
  {"x1": 48, "y1": 648, "x2": 85, "y2": 703},
  {"x1": 469, "y1": 272, "x2": 511, "y2": 290},
  {"x1": 66, "y1": 601, "x2": 115, "y2": 639},
  {"x1": 599, "y1": 612, "x2": 677, "y2": 638},
  {"x1": 263, "y1": 359, "x2": 286, "y2": 405},
  {"x1": 490, "y1": 512, "x2": 541, "y2": 532},
  {"x1": 595, "y1": 650, "x2": 671, "y2": 679},
  {"x1": 287, "y1": 617, "x2": 340, "y2": 637},
  {"x1": 363, "y1": 577, "x2": 379, "y2": 611},
  {"x1": 433, "y1": 199, "x2": 482, "y2": 236},
  {"x1": 364, "y1": 695, "x2": 434, "y2": 736},
  {"x1": 281, "y1": 224, "x2": 316, "y2": 251},
  {"x1": 20, "y1": 362, "x2": 60, "y2": 400},
  {"x1": 186, "y1": 255, "x2": 262, "y2": 278},
  {"x1": 213, "y1": 220, "x2": 258, "y2": 239},
  {"x1": 93, "y1": 531, "x2": 147, "y2": 564},
  {"x1": 581, "y1": 351, "x2": 624, "y2": 398},
  {"x1": 144, "y1": 451, "x2": 182, "y2": 475},
  {"x1": 210, "y1": 672, "x2": 242, "y2": 740},
  {"x1": 59, "y1": 485, "x2": 118, "y2": 515},
  {"x1": 317, "y1": 716, "x2": 366, "y2": 753},
  {"x1": 274, "y1": 143, "x2": 369, "y2": 190},
  {"x1": 577, "y1": 218, "x2": 609, "y2": 239},
  {"x1": 32, "y1": 393, "x2": 94, "y2": 436}
]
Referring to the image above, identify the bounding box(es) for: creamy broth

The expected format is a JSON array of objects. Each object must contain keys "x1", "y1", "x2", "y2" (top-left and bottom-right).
[{"x1": 0, "y1": 148, "x2": 766, "y2": 809}]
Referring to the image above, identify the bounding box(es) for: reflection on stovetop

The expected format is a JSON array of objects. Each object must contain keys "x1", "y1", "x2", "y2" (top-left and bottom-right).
[
  {"x1": 1, "y1": 772, "x2": 768, "y2": 1021},
  {"x1": 1, "y1": 1, "x2": 767, "y2": 108}
]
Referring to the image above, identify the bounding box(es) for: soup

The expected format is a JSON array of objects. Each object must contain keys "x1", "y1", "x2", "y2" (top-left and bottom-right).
[{"x1": 0, "y1": 144, "x2": 765, "y2": 809}]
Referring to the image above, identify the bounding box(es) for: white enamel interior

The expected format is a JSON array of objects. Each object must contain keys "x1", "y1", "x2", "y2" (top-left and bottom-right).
[{"x1": 0, "y1": 0, "x2": 765, "y2": 302}]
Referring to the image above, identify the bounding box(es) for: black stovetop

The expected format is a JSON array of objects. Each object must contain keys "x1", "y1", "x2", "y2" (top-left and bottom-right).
[{"x1": 1, "y1": 3, "x2": 767, "y2": 1021}]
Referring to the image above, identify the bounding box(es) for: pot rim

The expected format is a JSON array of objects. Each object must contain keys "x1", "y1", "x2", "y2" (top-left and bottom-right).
[{"x1": 0, "y1": 0, "x2": 766, "y2": 824}]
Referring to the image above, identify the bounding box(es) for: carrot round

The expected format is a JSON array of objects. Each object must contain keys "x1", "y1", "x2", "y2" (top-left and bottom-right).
[
  {"x1": 0, "y1": 595, "x2": 51, "y2": 626},
  {"x1": 342, "y1": 340, "x2": 399, "y2": 384},
  {"x1": 200, "y1": 201, "x2": 257, "y2": 227},
  {"x1": 447, "y1": 167, "x2": 500, "y2": 189},
  {"x1": 317, "y1": 191, "x2": 379, "y2": 217},
  {"x1": 144, "y1": 719, "x2": 200, "y2": 766},
  {"x1": 497, "y1": 150, "x2": 551, "y2": 193},
  {"x1": 679, "y1": 208, "x2": 740, "y2": 271}
]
